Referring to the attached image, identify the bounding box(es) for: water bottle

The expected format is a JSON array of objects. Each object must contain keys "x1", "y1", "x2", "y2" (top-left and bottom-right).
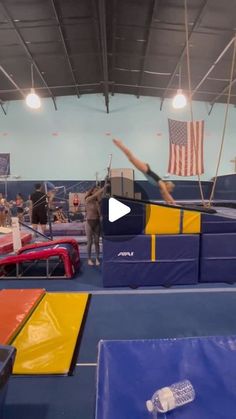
[{"x1": 146, "y1": 379, "x2": 195, "y2": 414}]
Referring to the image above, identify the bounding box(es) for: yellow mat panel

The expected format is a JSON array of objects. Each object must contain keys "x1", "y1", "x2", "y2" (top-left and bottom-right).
[
  {"x1": 12, "y1": 292, "x2": 89, "y2": 374},
  {"x1": 183, "y1": 210, "x2": 201, "y2": 233},
  {"x1": 145, "y1": 204, "x2": 181, "y2": 235}
]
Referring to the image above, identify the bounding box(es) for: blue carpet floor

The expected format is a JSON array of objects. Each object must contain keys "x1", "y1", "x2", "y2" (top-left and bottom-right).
[{"x1": 3, "y1": 291, "x2": 236, "y2": 419}]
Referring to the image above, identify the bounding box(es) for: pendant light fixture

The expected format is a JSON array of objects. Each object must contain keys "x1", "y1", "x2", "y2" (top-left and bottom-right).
[
  {"x1": 25, "y1": 63, "x2": 41, "y2": 109},
  {"x1": 172, "y1": 65, "x2": 187, "y2": 109}
]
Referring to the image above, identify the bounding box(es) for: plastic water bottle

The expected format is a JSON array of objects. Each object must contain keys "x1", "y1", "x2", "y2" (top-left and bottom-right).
[{"x1": 146, "y1": 379, "x2": 195, "y2": 414}]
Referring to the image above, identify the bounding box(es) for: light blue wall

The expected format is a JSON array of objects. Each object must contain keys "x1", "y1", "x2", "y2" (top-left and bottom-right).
[{"x1": 0, "y1": 93, "x2": 235, "y2": 181}]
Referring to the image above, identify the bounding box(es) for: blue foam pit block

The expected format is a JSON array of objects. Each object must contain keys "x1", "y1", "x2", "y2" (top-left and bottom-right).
[{"x1": 96, "y1": 336, "x2": 236, "y2": 419}]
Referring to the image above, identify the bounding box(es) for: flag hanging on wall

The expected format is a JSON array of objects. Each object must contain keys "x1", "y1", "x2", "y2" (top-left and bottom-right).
[
  {"x1": 0, "y1": 154, "x2": 10, "y2": 176},
  {"x1": 168, "y1": 119, "x2": 204, "y2": 176}
]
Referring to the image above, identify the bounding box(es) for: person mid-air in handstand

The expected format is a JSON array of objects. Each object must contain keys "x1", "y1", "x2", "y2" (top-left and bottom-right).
[{"x1": 113, "y1": 138, "x2": 175, "y2": 205}]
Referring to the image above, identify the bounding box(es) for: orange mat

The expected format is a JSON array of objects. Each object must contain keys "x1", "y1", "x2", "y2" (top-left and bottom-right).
[
  {"x1": 0, "y1": 232, "x2": 32, "y2": 254},
  {"x1": 0, "y1": 289, "x2": 45, "y2": 344}
]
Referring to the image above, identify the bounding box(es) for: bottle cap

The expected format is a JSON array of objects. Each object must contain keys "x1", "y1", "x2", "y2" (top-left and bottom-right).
[{"x1": 146, "y1": 400, "x2": 154, "y2": 412}]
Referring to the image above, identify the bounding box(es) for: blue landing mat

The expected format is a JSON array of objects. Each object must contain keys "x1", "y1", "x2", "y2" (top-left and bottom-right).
[{"x1": 96, "y1": 336, "x2": 236, "y2": 419}]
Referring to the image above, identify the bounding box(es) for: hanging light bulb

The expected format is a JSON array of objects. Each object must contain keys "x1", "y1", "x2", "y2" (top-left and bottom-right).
[
  {"x1": 172, "y1": 64, "x2": 187, "y2": 109},
  {"x1": 26, "y1": 88, "x2": 41, "y2": 109},
  {"x1": 25, "y1": 63, "x2": 41, "y2": 109},
  {"x1": 172, "y1": 89, "x2": 187, "y2": 109}
]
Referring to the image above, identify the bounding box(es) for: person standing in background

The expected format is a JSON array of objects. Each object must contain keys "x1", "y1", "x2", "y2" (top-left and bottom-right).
[
  {"x1": 85, "y1": 186, "x2": 104, "y2": 266},
  {"x1": 30, "y1": 183, "x2": 48, "y2": 234},
  {"x1": 15, "y1": 193, "x2": 24, "y2": 223}
]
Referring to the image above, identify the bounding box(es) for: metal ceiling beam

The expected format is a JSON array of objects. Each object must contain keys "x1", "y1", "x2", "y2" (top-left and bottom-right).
[
  {"x1": 50, "y1": 0, "x2": 80, "y2": 98},
  {"x1": 97, "y1": 0, "x2": 110, "y2": 113},
  {"x1": 137, "y1": 0, "x2": 160, "y2": 98},
  {"x1": 91, "y1": 0, "x2": 103, "y2": 84},
  {"x1": 111, "y1": 82, "x2": 236, "y2": 97},
  {"x1": 0, "y1": 21, "x2": 233, "y2": 37},
  {"x1": 0, "y1": 104, "x2": 6, "y2": 116},
  {"x1": 160, "y1": 0, "x2": 209, "y2": 110},
  {"x1": 0, "y1": 64, "x2": 26, "y2": 115},
  {"x1": 0, "y1": 79, "x2": 7, "y2": 115},
  {"x1": 0, "y1": 65, "x2": 25, "y2": 98},
  {"x1": 0, "y1": 83, "x2": 101, "y2": 94},
  {"x1": 1, "y1": 1, "x2": 57, "y2": 110},
  {"x1": 192, "y1": 36, "x2": 236, "y2": 97},
  {"x1": 208, "y1": 76, "x2": 236, "y2": 114},
  {"x1": 2, "y1": 82, "x2": 236, "y2": 99},
  {"x1": 110, "y1": 0, "x2": 117, "y2": 96}
]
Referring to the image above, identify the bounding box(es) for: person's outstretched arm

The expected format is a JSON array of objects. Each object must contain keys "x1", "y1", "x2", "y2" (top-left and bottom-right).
[
  {"x1": 85, "y1": 187, "x2": 105, "y2": 203},
  {"x1": 113, "y1": 138, "x2": 148, "y2": 174},
  {"x1": 158, "y1": 181, "x2": 176, "y2": 205}
]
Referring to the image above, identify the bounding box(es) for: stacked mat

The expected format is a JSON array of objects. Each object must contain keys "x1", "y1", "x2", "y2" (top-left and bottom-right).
[
  {"x1": 103, "y1": 234, "x2": 199, "y2": 287},
  {"x1": 200, "y1": 211, "x2": 236, "y2": 283},
  {"x1": 102, "y1": 197, "x2": 201, "y2": 287}
]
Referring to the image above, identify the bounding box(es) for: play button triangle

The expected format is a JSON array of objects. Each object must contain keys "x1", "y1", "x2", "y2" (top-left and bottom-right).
[{"x1": 108, "y1": 197, "x2": 131, "y2": 222}]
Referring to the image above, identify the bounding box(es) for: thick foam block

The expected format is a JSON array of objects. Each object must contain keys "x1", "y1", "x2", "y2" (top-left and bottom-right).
[
  {"x1": 12, "y1": 293, "x2": 89, "y2": 374},
  {"x1": 0, "y1": 289, "x2": 45, "y2": 344},
  {"x1": 96, "y1": 336, "x2": 236, "y2": 419},
  {"x1": 200, "y1": 233, "x2": 236, "y2": 283},
  {"x1": 103, "y1": 235, "x2": 199, "y2": 287},
  {"x1": 201, "y1": 212, "x2": 236, "y2": 233},
  {"x1": 145, "y1": 205, "x2": 201, "y2": 234},
  {"x1": 102, "y1": 198, "x2": 145, "y2": 236},
  {"x1": 102, "y1": 197, "x2": 201, "y2": 236},
  {"x1": 145, "y1": 204, "x2": 181, "y2": 234}
]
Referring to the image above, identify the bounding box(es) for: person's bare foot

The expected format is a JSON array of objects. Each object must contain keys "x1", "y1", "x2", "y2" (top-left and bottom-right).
[
  {"x1": 88, "y1": 259, "x2": 94, "y2": 266},
  {"x1": 95, "y1": 258, "x2": 100, "y2": 266}
]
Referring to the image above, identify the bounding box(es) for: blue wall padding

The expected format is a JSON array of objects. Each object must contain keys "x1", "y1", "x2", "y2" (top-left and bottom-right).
[
  {"x1": 103, "y1": 235, "x2": 199, "y2": 287},
  {"x1": 200, "y1": 233, "x2": 236, "y2": 283},
  {"x1": 213, "y1": 174, "x2": 236, "y2": 201},
  {"x1": 96, "y1": 336, "x2": 236, "y2": 419},
  {"x1": 1, "y1": 175, "x2": 235, "y2": 202},
  {"x1": 102, "y1": 198, "x2": 145, "y2": 236},
  {"x1": 135, "y1": 180, "x2": 212, "y2": 200}
]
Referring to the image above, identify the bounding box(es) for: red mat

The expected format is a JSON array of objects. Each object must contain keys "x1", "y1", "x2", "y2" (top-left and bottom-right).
[
  {"x1": 0, "y1": 289, "x2": 45, "y2": 344},
  {"x1": 0, "y1": 232, "x2": 32, "y2": 254}
]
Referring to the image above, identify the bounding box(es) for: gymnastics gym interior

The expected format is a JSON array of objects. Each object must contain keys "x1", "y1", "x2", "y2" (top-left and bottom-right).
[{"x1": 1, "y1": 1, "x2": 236, "y2": 418}]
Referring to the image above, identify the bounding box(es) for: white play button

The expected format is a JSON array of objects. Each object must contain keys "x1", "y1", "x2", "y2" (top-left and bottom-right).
[{"x1": 108, "y1": 197, "x2": 131, "y2": 222}]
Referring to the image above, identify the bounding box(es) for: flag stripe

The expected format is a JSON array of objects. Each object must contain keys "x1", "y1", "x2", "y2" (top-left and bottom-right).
[{"x1": 168, "y1": 119, "x2": 204, "y2": 176}]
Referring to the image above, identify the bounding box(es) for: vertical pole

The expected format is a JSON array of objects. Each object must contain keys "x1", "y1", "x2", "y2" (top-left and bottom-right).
[
  {"x1": 44, "y1": 182, "x2": 53, "y2": 240},
  {"x1": 12, "y1": 217, "x2": 22, "y2": 252}
]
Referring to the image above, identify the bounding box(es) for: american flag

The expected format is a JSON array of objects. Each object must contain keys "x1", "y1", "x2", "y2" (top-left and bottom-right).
[{"x1": 168, "y1": 119, "x2": 204, "y2": 176}]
